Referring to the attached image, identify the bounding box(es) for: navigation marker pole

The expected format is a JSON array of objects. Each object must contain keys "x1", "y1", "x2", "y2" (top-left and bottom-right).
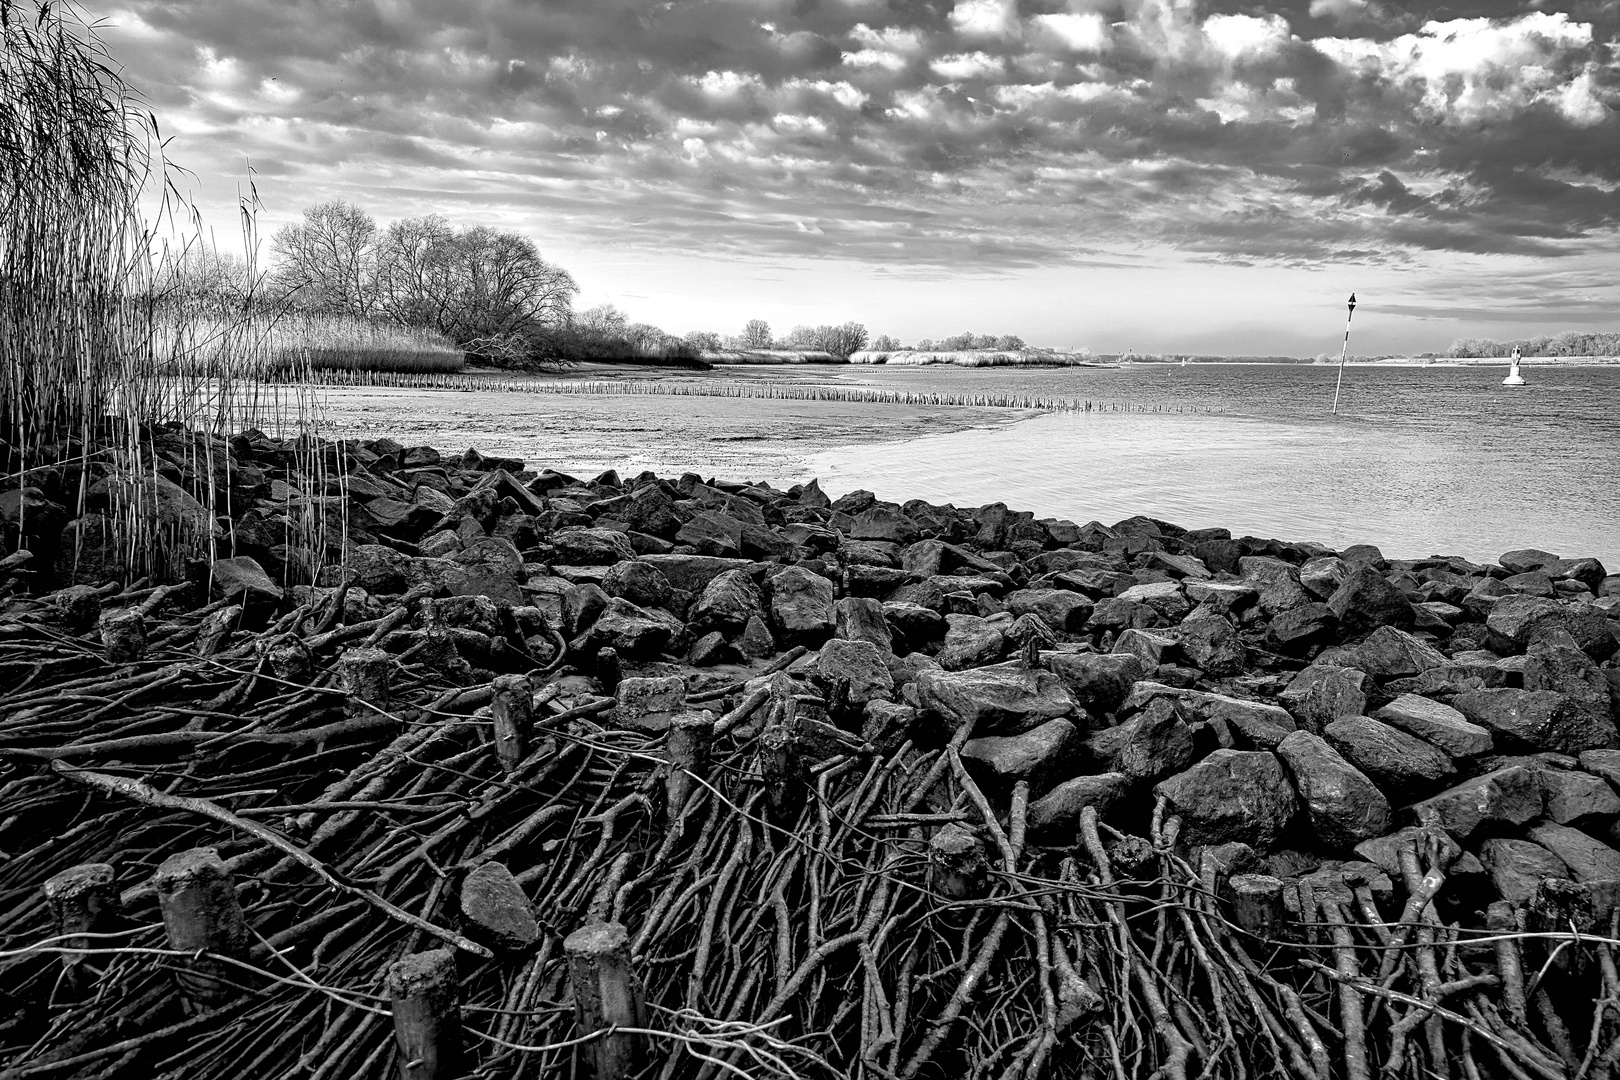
[{"x1": 1331, "y1": 293, "x2": 1357, "y2": 415}]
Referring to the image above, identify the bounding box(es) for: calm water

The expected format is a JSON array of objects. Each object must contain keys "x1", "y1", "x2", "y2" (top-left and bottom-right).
[{"x1": 806, "y1": 364, "x2": 1620, "y2": 568}]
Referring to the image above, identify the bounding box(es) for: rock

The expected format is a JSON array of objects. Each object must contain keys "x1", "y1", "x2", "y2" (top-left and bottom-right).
[
  {"x1": 1156, "y1": 750, "x2": 1298, "y2": 849},
  {"x1": 675, "y1": 511, "x2": 744, "y2": 557},
  {"x1": 1546, "y1": 557, "x2": 1608, "y2": 592},
  {"x1": 601, "y1": 560, "x2": 674, "y2": 609},
  {"x1": 1185, "y1": 580, "x2": 1257, "y2": 614},
  {"x1": 459, "y1": 862, "x2": 539, "y2": 951},
  {"x1": 1042, "y1": 652, "x2": 1144, "y2": 716},
  {"x1": 1266, "y1": 603, "x2": 1338, "y2": 654},
  {"x1": 1027, "y1": 772, "x2": 1131, "y2": 837},
  {"x1": 1112, "y1": 628, "x2": 1178, "y2": 672},
  {"x1": 1408, "y1": 766, "x2": 1543, "y2": 841},
  {"x1": 1541, "y1": 770, "x2": 1620, "y2": 826},
  {"x1": 767, "y1": 566, "x2": 836, "y2": 643},
  {"x1": 547, "y1": 526, "x2": 636, "y2": 566},
  {"x1": 1349, "y1": 626, "x2": 1449, "y2": 679},
  {"x1": 1110, "y1": 698, "x2": 1198, "y2": 781},
  {"x1": 1280, "y1": 666, "x2": 1372, "y2": 733},
  {"x1": 736, "y1": 615, "x2": 776, "y2": 659},
  {"x1": 851, "y1": 504, "x2": 920, "y2": 545},
  {"x1": 1529, "y1": 821, "x2": 1620, "y2": 883},
  {"x1": 937, "y1": 614, "x2": 1005, "y2": 670},
  {"x1": 1323, "y1": 715, "x2": 1456, "y2": 800},
  {"x1": 56, "y1": 514, "x2": 126, "y2": 585},
  {"x1": 862, "y1": 700, "x2": 920, "y2": 754},
  {"x1": 1453, "y1": 688, "x2": 1614, "y2": 754},
  {"x1": 1126, "y1": 684, "x2": 1297, "y2": 748},
  {"x1": 687, "y1": 631, "x2": 730, "y2": 666},
  {"x1": 1501, "y1": 548, "x2": 1561, "y2": 575},
  {"x1": 575, "y1": 598, "x2": 675, "y2": 658},
  {"x1": 1116, "y1": 580, "x2": 1191, "y2": 621},
  {"x1": 639, "y1": 554, "x2": 756, "y2": 595},
  {"x1": 691, "y1": 569, "x2": 764, "y2": 633},
  {"x1": 1277, "y1": 731, "x2": 1391, "y2": 849},
  {"x1": 1479, "y1": 838, "x2": 1571, "y2": 905},
  {"x1": 914, "y1": 664, "x2": 1078, "y2": 737},
  {"x1": 1149, "y1": 551, "x2": 1212, "y2": 580},
  {"x1": 1373, "y1": 694, "x2": 1494, "y2": 758},
  {"x1": 612, "y1": 675, "x2": 687, "y2": 733},
  {"x1": 882, "y1": 601, "x2": 946, "y2": 651},
  {"x1": 1486, "y1": 595, "x2": 1566, "y2": 654},
  {"x1": 1240, "y1": 556, "x2": 1312, "y2": 615},
  {"x1": 1523, "y1": 628, "x2": 1617, "y2": 737},
  {"x1": 1299, "y1": 556, "x2": 1350, "y2": 600},
  {"x1": 1327, "y1": 567, "x2": 1415, "y2": 635},
  {"x1": 1178, "y1": 613, "x2": 1247, "y2": 676},
  {"x1": 1004, "y1": 613, "x2": 1057, "y2": 654},
  {"x1": 210, "y1": 556, "x2": 283, "y2": 601},
  {"x1": 835, "y1": 597, "x2": 894, "y2": 652},
  {"x1": 812, "y1": 639, "x2": 895, "y2": 717},
  {"x1": 1503, "y1": 571, "x2": 1557, "y2": 598},
  {"x1": 1005, "y1": 589, "x2": 1093, "y2": 633},
  {"x1": 622, "y1": 483, "x2": 681, "y2": 537},
  {"x1": 962, "y1": 718, "x2": 1079, "y2": 796},
  {"x1": 1579, "y1": 750, "x2": 1620, "y2": 790},
  {"x1": 344, "y1": 543, "x2": 410, "y2": 594}
]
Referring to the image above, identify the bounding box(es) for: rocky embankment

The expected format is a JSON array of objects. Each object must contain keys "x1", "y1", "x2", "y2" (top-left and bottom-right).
[{"x1": 5, "y1": 426, "x2": 1620, "y2": 1077}]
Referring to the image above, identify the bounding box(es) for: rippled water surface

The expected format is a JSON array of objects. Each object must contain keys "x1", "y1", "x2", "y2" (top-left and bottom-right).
[{"x1": 810, "y1": 364, "x2": 1620, "y2": 567}]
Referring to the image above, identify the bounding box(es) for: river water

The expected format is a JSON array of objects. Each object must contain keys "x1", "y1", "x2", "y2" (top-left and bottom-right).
[{"x1": 807, "y1": 363, "x2": 1620, "y2": 568}]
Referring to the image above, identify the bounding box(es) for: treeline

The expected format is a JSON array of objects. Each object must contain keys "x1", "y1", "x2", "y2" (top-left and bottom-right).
[{"x1": 1449, "y1": 331, "x2": 1620, "y2": 358}]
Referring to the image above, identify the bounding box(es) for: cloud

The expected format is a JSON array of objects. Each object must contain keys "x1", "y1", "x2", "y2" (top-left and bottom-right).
[{"x1": 97, "y1": 0, "x2": 1620, "y2": 278}]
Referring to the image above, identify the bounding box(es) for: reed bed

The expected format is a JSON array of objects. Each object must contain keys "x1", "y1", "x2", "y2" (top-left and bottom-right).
[
  {"x1": 269, "y1": 316, "x2": 464, "y2": 375},
  {"x1": 848, "y1": 350, "x2": 1103, "y2": 368},
  {"x1": 302, "y1": 371, "x2": 1214, "y2": 415}
]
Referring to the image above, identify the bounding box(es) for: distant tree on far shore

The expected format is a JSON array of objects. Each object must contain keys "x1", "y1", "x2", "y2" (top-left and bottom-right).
[
  {"x1": 907, "y1": 332, "x2": 1027, "y2": 351},
  {"x1": 783, "y1": 322, "x2": 869, "y2": 358},
  {"x1": 685, "y1": 330, "x2": 722, "y2": 352},
  {"x1": 271, "y1": 201, "x2": 379, "y2": 318},
  {"x1": 871, "y1": 334, "x2": 901, "y2": 351},
  {"x1": 1449, "y1": 331, "x2": 1620, "y2": 358},
  {"x1": 740, "y1": 319, "x2": 773, "y2": 348}
]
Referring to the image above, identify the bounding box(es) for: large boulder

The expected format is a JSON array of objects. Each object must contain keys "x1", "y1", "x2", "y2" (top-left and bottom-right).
[
  {"x1": 1485, "y1": 595, "x2": 1566, "y2": 654},
  {"x1": 914, "y1": 664, "x2": 1078, "y2": 737},
  {"x1": 1327, "y1": 567, "x2": 1416, "y2": 635},
  {"x1": 1109, "y1": 698, "x2": 1198, "y2": 781},
  {"x1": 459, "y1": 862, "x2": 540, "y2": 951},
  {"x1": 1541, "y1": 770, "x2": 1620, "y2": 826},
  {"x1": 1348, "y1": 626, "x2": 1449, "y2": 679},
  {"x1": 601, "y1": 560, "x2": 674, "y2": 610},
  {"x1": 1280, "y1": 666, "x2": 1372, "y2": 733},
  {"x1": 690, "y1": 568, "x2": 764, "y2": 633},
  {"x1": 812, "y1": 639, "x2": 895, "y2": 717},
  {"x1": 550, "y1": 527, "x2": 636, "y2": 565},
  {"x1": 1266, "y1": 603, "x2": 1338, "y2": 655},
  {"x1": 639, "y1": 554, "x2": 755, "y2": 595},
  {"x1": 1277, "y1": 731, "x2": 1392, "y2": 849},
  {"x1": 1453, "y1": 688, "x2": 1616, "y2": 754},
  {"x1": 1005, "y1": 589, "x2": 1094, "y2": 633},
  {"x1": 1373, "y1": 694, "x2": 1494, "y2": 758},
  {"x1": 1124, "y1": 684, "x2": 1296, "y2": 748},
  {"x1": 1027, "y1": 773, "x2": 1131, "y2": 838},
  {"x1": 961, "y1": 718, "x2": 1080, "y2": 796},
  {"x1": 1042, "y1": 652, "x2": 1144, "y2": 717},
  {"x1": 1523, "y1": 628, "x2": 1617, "y2": 737},
  {"x1": 1408, "y1": 766, "x2": 1544, "y2": 841},
  {"x1": 1479, "y1": 838, "x2": 1571, "y2": 905},
  {"x1": 1324, "y1": 715, "x2": 1456, "y2": 801},
  {"x1": 1154, "y1": 750, "x2": 1298, "y2": 849},
  {"x1": 1178, "y1": 612, "x2": 1248, "y2": 676},
  {"x1": 1239, "y1": 557, "x2": 1312, "y2": 615},
  {"x1": 767, "y1": 566, "x2": 836, "y2": 643},
  {"x1": 835, "y1": 597, "x2": 894, "y2": 653},
  {"x1": 572, "y1": 597, "x2": 676, "y2": 657},
  {"x1": 1528, "y1": 821, "x2": 1620, "y2": 883},
  {"x1": 937, "y1": 614, "x2": 1006, "y2": 670}
]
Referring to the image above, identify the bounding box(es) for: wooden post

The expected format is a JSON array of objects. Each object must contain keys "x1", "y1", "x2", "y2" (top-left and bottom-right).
[
  {"x1": 43, "y1": 863, "x2": 119, "y2": 978},
  {"x1": 99, "y1": 609, "x2": 145, "y2": 664},
  {"x1": 597, "y1": 647, "x2": 622, "y2": 696},
  {"x1": 153, "y1": 847, "x2": 249, "y2": 1007},
  {"x1": 489, "y1": 674, "x2": 532, "y2": 774},
  {"x1": 387, "y1": 949, "x2": 462, "y2": 1080},
  {"x1": 268, "y1": 634, "x2": 313, "y2": 683},
  {"x1": 757, "y1": 698, "x2": 805, "y2": 819},
  {"x1": 54, "y1": 585, "x2": 102, "y2": 633},
  {"x1": 929, "y1": 823, "x2": 988, "y2": 900},
  {"x1": 664, "y1": 712, "x2": 714, "y2": 820},
  {"x1": 565, "y1": 921, "x2": 646, "y2": 1079},
  {"x1": 1227, "y1": 873, "x2": 1286, "y2": 939},
  {"x1": 337, "y1": 647, "x2": 392, "y2": 717}
]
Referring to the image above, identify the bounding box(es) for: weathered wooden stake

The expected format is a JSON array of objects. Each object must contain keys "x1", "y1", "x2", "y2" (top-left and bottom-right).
[
  {"x1": 54, "y1": 584, "x2": 103, "y2": 633},
  {"x1": 489, "y1": 674, "x2": 533, "y2": 773},
  {"x1": 337, "y1": 646, "x2": 393, "y2": 716},
  {"x1": 664, "y1": 712, "x2": 714, "y2": 820},
  {"x1": 929, "y1": 823, "x2": 988, "y2": 900},
  {"x1": 387, "y1": 949, "x2": 462, "y2": 1080},
  {"x1": 44, "y1": 862, "x2": 119, "y2": 979},
  {"x1": 153, "y1": 847, "x2": 250, "y2": 1006},
  {"x1": 597, "y1": 647, "x2": 623, "y2": 696},
  {"x1": 98, "y1": 609, "x2": 145, "y2": 663},
  {"x1": 565, "y1": 921, "x2": 646, "y2": 1079},
  {"x1": 268, "y1": 633, "x2": 313, "y2": 682},
  {"x1": 1228, "y1": 873, "x2": 1286, "y2": 939},
  {"x1": 757, "y1": 699, "x2": 806, "y2": 818}
]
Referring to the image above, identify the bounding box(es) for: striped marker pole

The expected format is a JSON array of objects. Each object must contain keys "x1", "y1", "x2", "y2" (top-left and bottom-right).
[{"x1": 1331, "y1": 292, "x2": 1357, "y2": 414}]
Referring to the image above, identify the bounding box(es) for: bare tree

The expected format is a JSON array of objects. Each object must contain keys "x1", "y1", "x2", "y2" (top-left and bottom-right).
[
  {"x1": 373, "y1": 214, "x2": 457, "y2": 330},
  {"x1": 740, "y1": 319, "x2": 772, "y2": 349},
  {"x1": 684, "y1": 330, "x2": 722, "y2": 352},
  {"x1": 871, "y1": 334, "x2": 901, "y2": 352},
  {"x1": 442, "y1": 226, "x2": 576, "y2": 354},
  {"x1": 270, "y1": 200, "x2": 378, "y2": 316}
]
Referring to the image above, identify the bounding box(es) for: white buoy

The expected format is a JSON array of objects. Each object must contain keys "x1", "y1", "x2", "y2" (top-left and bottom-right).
[{"x1": 1503, "y1": 348, "x2": 1526, "y2": 386}]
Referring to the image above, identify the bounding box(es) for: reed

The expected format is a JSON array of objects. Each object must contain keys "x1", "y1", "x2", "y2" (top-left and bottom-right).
[{"x1": 0, "y1": 0, "x2": 338, "y2": 587}]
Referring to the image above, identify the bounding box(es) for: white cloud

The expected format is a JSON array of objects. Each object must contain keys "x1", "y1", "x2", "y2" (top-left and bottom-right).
[
  {"x1": 931, "y1": 52, "x2": 1004, "y2": 80},
  {"x1": 697, "y1": 70, "x2": 760, "y2": 96},
  {"x1": 1202, "y1": 14, "x2": 1292, "y2": 63},
  {"x1": 783, "y1": 78, "x2": 869, "y2": 109},
  {"x1": 1033, "y1": 13, "x2": 1109, "y2": 53},
  {"x1": 950, "y1": 0, "x2": 1018, "y2": 40},
  {"x1": 1308, "y1": 0, "x2": 1367, "y2": 22}
]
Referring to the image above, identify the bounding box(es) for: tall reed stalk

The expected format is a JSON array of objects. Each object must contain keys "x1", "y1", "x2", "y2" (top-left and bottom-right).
[{"x1": 1, "y1": 0, "x2": 338, "y2": 587}]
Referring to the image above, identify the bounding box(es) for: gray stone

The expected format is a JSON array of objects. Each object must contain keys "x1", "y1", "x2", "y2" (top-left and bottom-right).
[
  {"x1": 460, "y1": 862, "x2": 540, "y2": 951},
  {"x1": 601, "y1": 560, "x2": 674, "y2": 609},
  {"x1": 1501, "y1": 548, "x2": 1561, "y2": 575},
  {"x1": 1486, "y1": 594, "x2": 1566, "y2": 654},
  {"x1": 1579, "y1": 750, "x2": 1620, "y2": 790},
  {"x1": 1541, "y1": 770, "x2": 1620, "y2": 826},
  {"x1": 850, "y1": 504, "x2": 920, "y2": 545},
  {"x1": 1110, "y1": 698, "x2": 1197, "y2": 781},
  {"x1": 1278, "y1": 731, "x2": 1392, "y2": 849},
  {"x1": 211, "y1": 556, "x2": 283, "y2": 601},
  {"x1": 1125, "y1": 683, "x2": 1296, "y2": 749},
  {"x1": 1523, "y1": 628, "x2": 1618, "y2": 739},
  {"x1": 1266, "y1": 603, "x2": 1339, "y2": 655},
  {"x1": 813, "y1": 639, "x2": 895, "y2": 716},
  {"x1": 915, "y1": 663, "x2": 1079, "y2": 737},
  {"x1": 676, "y1": 511, "x2": 746, "y2": 557},
  {"x1": 1454, "y1": 688, "x2": 1615, "y2": 755},
  {"x1": 1479, "y1": 838, "x2": 1571, "y2": 905},
  {"x1": 1184, "y1": 580, "x2": 1257, "y2": 614},
  {"x1": 1408, "y1": 766, "x2": 1544, "y2": 840},
  {"x1": 1042, "y1": 651, "x2": 1145, "y2": 717},
  {"x1": 861, "y1": 700, "x2": 920, "y2": 755},
  {"x1": 1005, "y1": 588, "x2": 1094, "y2": 633},
  {"x1": 768, "y1": 566, "x2": 836, "y2": 643},
  {"x1": 1327, "y1": 567, "x2": 1416, "y2": 635},
  {"x1": 937, "y1": 614, "x2": 1006, "y2": 670},
  {"x1": 1281, "y1": 666, "x2": 1372, "y2": 733},
  {"x1": 1529, "y1": 821, "x2": 1620, "y2": 883},
  {"x1": 1351, "y1": 626, "x2": 1449, "y2": 679},
  {"x1": 882, "y1": 601, "x2": 946, "y2": 650},
  {"x1": 835, "y1": 596, "x2": 894, "y2": 652},
  {"x1": 1027, "y1": 772, "x2": 1131, "y2": 837},
  {"x1": 691, "y1": 568, "x2": 764, "y2": 633},
  {"x1": 1239, "y1": 556, "x2": 1312, "y2": 615},
  {"x1": 1154, "y1": 750, "x2": 1298, "y2": 849},
  {"x1": 1112, "y1": 628, "x2": 1178, "y2": 672},
  {"x1": 574, "y1": 598, "x2": 675, "y2": 658},
  {"x1": 962, "y1": 718, "x2": 1080, "y2": 795},
  {"x1": 612, "y1": 675, "x2": 687, "y2": 733},
  {"x1": 639, "y1": 554, "x2": 756, "y2": 595},
  {"x1": 735, "y1": 615, "x2": 776, "y2": 660},
  {"x1": 1374, "y1": 694, "x2": 1494, "y2": 758},
  {"x1": 1324, "y1": 715, "x2": 1456, "y2": 800},
  {"x1": 550, "y1": 527, "x2": 636, "y2": 565},
  {"x1": 1116, "y1": 580, "x2": 1191, "y2": 621},
  {"x1": 1299, "y1": 556, "x2": 1351, "y2": 600}
]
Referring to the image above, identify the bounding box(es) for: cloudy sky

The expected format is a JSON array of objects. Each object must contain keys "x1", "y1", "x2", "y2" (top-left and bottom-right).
[{"x1": 98, "y1": 0, "x2": 1620, "y2": 354}]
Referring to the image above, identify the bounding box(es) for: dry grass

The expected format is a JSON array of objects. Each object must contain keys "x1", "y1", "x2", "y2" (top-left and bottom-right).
[{"x1": 271, "y1": 315, "x2": 464, "y2": 375}]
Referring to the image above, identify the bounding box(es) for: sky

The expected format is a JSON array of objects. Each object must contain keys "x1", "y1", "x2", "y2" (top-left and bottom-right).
[{"x1": 94, "y1": 0, "x2": 1620, "y2": 355}]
